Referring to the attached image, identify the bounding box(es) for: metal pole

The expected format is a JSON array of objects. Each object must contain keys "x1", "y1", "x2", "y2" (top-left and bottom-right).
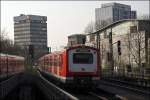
[
  {"x1": 110, "y1": 28, "x2": 114, "y2": 76},
  {"x1": 44, "y1": 57, "x2": 45, "y2": 71},
  {"x1": 96, "y1": 32, "x2": 102, "y2": 78},
  {"x1": 0, "y1": 56, "x2": 1, "y2": 76},
  {"x1": 96, "y1": 32, "x2": 99, "y2": 49},
  {"x1": 6, "y1": 54, "x2": 8, "y2": 77}
]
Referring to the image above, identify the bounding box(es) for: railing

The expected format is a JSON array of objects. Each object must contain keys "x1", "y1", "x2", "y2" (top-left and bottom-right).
[
  {"x1": 101, "y1": 68, "x2": 150, "y2": 87},
  {"x1": 1, "y1": 70, "x2": 78, "y2": 100},
  {"x1": 0, "y1": 73, "x2": 22, "y2": 100},
  {"x1": 34, "y1": 72, "x2": 78, "y2": 100}
]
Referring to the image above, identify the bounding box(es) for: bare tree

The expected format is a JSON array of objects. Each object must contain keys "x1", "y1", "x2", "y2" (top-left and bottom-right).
[
  {"x1": 138, "y1": 14, "x2": 150, "y2": 20},
  {"x1": 124, "y1": 26, "x2": 145, "y2": 69},
  {"x1": 95, "y1": 18, "x2": 113, "y2": 31},
  {"x1": 0, "y1": 29, "x2": 24, "y2": 56},
  {"x1": 84, "y1": 18, "x2": 113, "y2": 33},
  {"x1": 0, "y1": 28, "x2": 8, "y2": 39},
  {"x1": 84, "y1": 21, "x2": 95, "y2": 33},
  {"x1": 0, "y1": 29, "x2": 10, "y2": 53},
  {"x1": 131, "y1": 32, "x2": 144, "y2": 68},
  {"x1": 95, "y1": 20, "x2": 101, "y2": 31}
]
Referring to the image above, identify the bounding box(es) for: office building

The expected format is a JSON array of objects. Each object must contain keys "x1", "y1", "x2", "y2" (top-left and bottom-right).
[
  {"x1": 95, "y1": 3, "x2": 136, "y2": 30},
  {"x1": 14, "y1": 14, "x2": 48, "y2": 59}
]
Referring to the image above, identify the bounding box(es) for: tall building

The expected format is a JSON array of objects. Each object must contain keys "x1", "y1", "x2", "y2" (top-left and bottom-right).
[
  {"x1": 95, "y1": 2, "x2": 136, "y2": 30},
  {"x1": 14, "y1": 14, "x2": 48, "y2": 59}
]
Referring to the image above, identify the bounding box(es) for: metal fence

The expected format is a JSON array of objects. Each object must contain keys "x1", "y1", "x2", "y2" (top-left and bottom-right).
[
  {"x1": 101, "y1": 68, "x2": 150, "y2": 87},
  {"x1": 34, "y1": 73, "x2": 78, "y2": 100}
]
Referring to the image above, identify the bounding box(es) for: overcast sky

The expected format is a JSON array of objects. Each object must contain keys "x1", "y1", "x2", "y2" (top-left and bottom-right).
[{"x1": 1, "y1": 1, "x2": 149, "y2": 51}]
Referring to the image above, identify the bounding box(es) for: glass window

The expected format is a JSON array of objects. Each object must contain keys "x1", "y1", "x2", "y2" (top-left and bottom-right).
[
  {"x1": 130, "y1": 26, "x2": 137, "y2": 33},
  {"x1": 73, "y1": 53, "x2": 93, "y2": 64}
]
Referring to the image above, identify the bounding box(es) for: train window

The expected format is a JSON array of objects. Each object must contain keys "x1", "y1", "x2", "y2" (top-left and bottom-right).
[
  {"x1": 54, "y1": 61, "x2": 57, "y2": 66},
  {"x1": 60, "y1": 55, "x2": 63, "y2": 66},
  {"x1": 73, "y1": 53, "x2": 93, "y2": 64},
  {"x1": 56, "y1": 55, "x2": 62, "y2": 67},
  {"x1": 49, "y1": 60, "x2": 52, "y2": 66},
  {"x1": 49, "y1": 60, "x2": 50, "y2": 66},
  {"x1": 49, "y1": 56, "x2": 52, "y2": 66}
]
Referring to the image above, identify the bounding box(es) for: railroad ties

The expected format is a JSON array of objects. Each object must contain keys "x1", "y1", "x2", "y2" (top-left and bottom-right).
[
  {"x1": 0, "y1": 70, "x2": 119, "y2": 100},
  {"x1": 0, "y1": 73, "x2": 22, "y2": 100},
  {"x1": 98, "y1": 79, "x2": 150, "y2": 100},
  {"x1": 40, "y1": 71, "x2": 118, "y2": 100},
  {"x1": 36, "y1": 71, "x2": 79, "y2": 100},
  {"x1": 0, "y1": 70, "x2": 78, "y2": 100},
  {"x1": 1, "y1": 69, "x2": 149, "y2": 100}
]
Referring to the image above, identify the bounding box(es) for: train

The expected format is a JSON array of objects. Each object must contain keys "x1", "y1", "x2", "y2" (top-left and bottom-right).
[
  {"x1": 0, "y1": 53, "x2": 25, "y2": 79},
  {"x1": 38, "y1": 45, "x2": 100, "y2": 88}
]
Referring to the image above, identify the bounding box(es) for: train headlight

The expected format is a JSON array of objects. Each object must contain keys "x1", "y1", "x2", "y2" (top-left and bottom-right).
[{"x1": 92, "y1": 77, "x2": 100, "y2": 80}]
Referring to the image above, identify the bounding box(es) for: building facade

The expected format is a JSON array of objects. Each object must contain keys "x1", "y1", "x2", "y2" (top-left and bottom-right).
[
  {"x1": 95, "y1": 3, "x2": 136, "y2": 30},
  {"x1": 14, "y1": 14, "x2": 48, "y2": 59},
  {"x1": 87, "y1": 19, "x2": 150, "y2": 76},
  {"x1": 67, "y1": 34, "x2": 86, "y2": 47}
]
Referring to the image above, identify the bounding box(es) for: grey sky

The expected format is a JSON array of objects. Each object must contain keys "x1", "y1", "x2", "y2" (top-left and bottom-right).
[{"x1": 1, "y1": 1, "x2": 149, "y2": 51}]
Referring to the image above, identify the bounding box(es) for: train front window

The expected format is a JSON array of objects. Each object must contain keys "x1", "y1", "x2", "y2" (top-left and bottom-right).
[{"x1": 73, "y1": 53, "x2": 93, "y2": 64}]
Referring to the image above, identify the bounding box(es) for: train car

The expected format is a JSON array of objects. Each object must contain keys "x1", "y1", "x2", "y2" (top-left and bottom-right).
[
  {"x1": 38, "y1": 45, "x2": 100, "y2": 88},
  {"x1": 0, "y1": 53, "x2": 25, "y2": 79}
]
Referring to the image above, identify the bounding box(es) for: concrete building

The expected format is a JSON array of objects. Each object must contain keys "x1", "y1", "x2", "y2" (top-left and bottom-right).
[
  {"x1": 87, "y1": 19, "x2": 150, "y2": 76},
  {"x1": 14, "y1": 14, "x2": 48, "y2": 59},
  {"x1": 67, "y1": 34, "x2": 86, "y2": 47},
  {"x1": 95, "y1": 2, "x2": 136, "y2": 30}
]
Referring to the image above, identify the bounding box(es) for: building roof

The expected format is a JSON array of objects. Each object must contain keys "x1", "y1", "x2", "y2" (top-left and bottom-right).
[
  {"x1": 14, "y1": 14, "x2": 47, "y2": 22},
  {"x1": 101, "y1": 2, "x2": 131, "y2": 8},
  {"x1": 88, "y1": 19, "x2": 150, "y2": 35},
  {"x1": 68, "y1": 34, "x2": 86, "y2": 38}
]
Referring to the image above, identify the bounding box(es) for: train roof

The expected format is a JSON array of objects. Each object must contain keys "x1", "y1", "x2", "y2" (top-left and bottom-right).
[
  {"x1": 38, "y1": 45, "x2": 98, "y2": 60},
  {"x1": 65, "y1": 45, "x2": 98, "y2": 51},
  {"x1": 51, "y1": 45, "x2": 97, "y2": 54},
  {"x1": 0, "y1": 53, "x2": 24, "y2": 60}
]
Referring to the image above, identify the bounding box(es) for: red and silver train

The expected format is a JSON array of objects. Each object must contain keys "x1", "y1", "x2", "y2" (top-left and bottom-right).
[
  {"x1": 0, "y1": 53, "x2": 24, "y2": 79},
  {"x1": 38, "y1": 45, "x2": 100, "y2": 88}
]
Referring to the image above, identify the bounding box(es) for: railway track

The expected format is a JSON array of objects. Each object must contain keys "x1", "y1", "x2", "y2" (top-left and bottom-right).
[
  {"x1": 99, "y1": 80, "x2": 150, "y2": 100},
  {"x1": 2, "y1": 71, "x2": 79, "y2": 100},
  {"x1": 37, "y1": 70, "x2": 150, "y2": 100},
  {"x1": 61, "y1": 86, "x2": 125, "y2": 100},
  {"x1": 40, "y1": 71, "x2": 121, "y2": 100},
  {"x1": 102, "y1": 78, "x2": 150, "y2": 89},
  {"x1": 89, "y1": 88, "x2": 119, "y2": 100},
  {"x1": 60, "y1": 88, "x2": 117, "y2": 100},
  {"x1": 34, "y1": 71, "x2": 79, "y2": 100},
  {"x1": 100, "y1": 79, "x2": 150, "y2": 95}
]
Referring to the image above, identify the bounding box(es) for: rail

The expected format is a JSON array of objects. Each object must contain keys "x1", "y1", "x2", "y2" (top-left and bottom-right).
[
  {"x1": 0, "y1": 73, "x2": 22, "y2": 100},
  {"x1": 99, "y1": 80, "x2": 150, "y2": 95},
  {"x1": 34, "y1": 72, "x2": 79, "y2": 100},
  {"x1": 101, "y1": 68, "x2": 150, "y2": 87}
]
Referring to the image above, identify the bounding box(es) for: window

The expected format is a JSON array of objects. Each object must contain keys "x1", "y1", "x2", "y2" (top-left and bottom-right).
[
  {"x1": 73, "y1": 53, "x2": 93, "y2": 64},
  {"x1": 130, "y1": 26, "x2": 137, "y2": 33},
  {"x1": 90, "y1": 35, "x2": 95, "y2": 42}
]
